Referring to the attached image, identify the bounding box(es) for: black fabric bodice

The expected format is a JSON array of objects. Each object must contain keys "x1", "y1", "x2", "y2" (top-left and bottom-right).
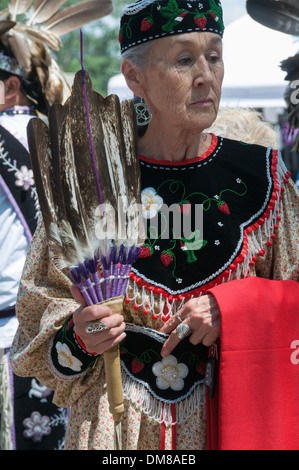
[{"x1": 131, "y1": 136, "x2": 275, "y2": 296}]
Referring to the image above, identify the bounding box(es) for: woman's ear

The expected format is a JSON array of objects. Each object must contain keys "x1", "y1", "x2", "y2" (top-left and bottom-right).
[
  {"x1": 4, "y1": 75, "x2": 22, "y2": 101},
  {"x1": 121, "y1": 59, "x2": 143, "y2": 97}
]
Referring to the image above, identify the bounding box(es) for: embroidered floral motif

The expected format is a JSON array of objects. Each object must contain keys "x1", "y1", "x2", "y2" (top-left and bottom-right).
[
  {"x1": 55, "y1": 341, "x2": 83, "y2": 372},
  {"x1": 23, "y1": 411, "x2": 51, "y2": 443},
  {"x1": 0, "y1": 140, "x2": 40, "y2": 216},
  {"x1": 15, "y1": 165, "x2": 34, "y2": 190},
  {"x1": 152, "y1": 355, "x2": 188, "y2": 391},
  {"x1": 141, "y1": 187, "x2": 164, "y2": 219},
  {"x1": 28, "y1": 378, "x2": 52, "y2": 402}
]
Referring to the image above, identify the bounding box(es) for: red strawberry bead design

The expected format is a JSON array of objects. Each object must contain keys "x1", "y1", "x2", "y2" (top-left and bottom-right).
[
  {"x1": 161, "y1": 252, "x2": 173, "y2": 267},
  {"x1": 141, "y1": 17, "x2": 153, "y2": 31},
  {"x1": 194, "y1": 16, "x2": 207, "y2": 29},
  {"x1": 139, "y1": 245, "x2": 153, "y2": 258},
  {"x1": 196, "y1": 363, "x2": 207, "y2": 375},
  {"x1": 218, "y1": 201, "x2": 230, "y2": 215},
  {"x1": 178, "y1": 201, "x2": 191, "y2": 215},
  {"x1": 132, "y1": 359, "x2": 144, "y2": 374}
]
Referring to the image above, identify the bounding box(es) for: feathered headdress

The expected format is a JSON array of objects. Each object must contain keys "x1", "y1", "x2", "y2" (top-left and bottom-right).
[{"x1": 0, "y1": 0, "x2": 113, "y2": 110}]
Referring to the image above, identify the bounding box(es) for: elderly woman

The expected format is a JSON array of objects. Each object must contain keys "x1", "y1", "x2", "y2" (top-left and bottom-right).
[{"x1": 10, "y1": 0, "x2": 299, "y2": 451}]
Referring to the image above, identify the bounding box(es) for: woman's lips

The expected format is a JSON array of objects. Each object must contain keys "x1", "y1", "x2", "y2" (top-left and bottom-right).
[{"x1": 191, "y1": 98, "x2": 214, "y2": 106}]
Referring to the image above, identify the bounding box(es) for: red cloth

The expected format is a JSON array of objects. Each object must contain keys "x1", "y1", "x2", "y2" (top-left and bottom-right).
[{"x1": 207, "y1": 277, "x2": 299, "y2": 450}]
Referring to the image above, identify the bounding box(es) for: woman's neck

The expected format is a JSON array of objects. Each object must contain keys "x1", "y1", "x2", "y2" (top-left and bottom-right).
[{"x1": 138, "y1": 124, "x2": 212, "y2": 162}]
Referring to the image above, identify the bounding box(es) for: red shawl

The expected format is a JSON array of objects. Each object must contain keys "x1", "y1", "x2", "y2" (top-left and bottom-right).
[{"x1": 207, "y1": 277, "x2": 299, "y2": 450}]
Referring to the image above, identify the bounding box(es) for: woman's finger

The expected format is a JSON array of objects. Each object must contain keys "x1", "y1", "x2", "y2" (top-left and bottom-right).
[
  {"x1": 70, "y1": 284, "x2": 87, "y2": 306},
  {"x1": 160, "y1": 322, "x2": 191, "y2": 357}
]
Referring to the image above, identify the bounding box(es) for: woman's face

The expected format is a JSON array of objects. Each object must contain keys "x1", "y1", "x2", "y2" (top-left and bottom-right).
[{"x1": 137, "y1": 32, "x2": 224, "y2": 132}]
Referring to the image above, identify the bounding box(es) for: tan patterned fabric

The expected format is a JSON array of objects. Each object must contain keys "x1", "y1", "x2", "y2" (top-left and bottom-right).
[{"x1": 9, "y1": 156, "x2": 299, "y2": 450}]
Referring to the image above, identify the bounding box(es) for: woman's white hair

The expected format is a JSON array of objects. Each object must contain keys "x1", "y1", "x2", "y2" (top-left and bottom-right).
[
  {"x1": 121, "y1": 42, "x2": 153, "y2": 69},
  {"x1": 207, "y1": 107, "x2": 278, "y2": 148}
]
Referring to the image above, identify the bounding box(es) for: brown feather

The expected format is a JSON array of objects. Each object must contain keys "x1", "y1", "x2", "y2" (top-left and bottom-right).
[
  {"x1": 29, "y1": 0, "x2": 66, "y2": 24},
  {"x1": 66, "y1": 71, "x2": 142, "y2": 247},
  {"x1": 7, "y1": 30, "x2": 31, "y2": 71},
  {"x1": 44, "y1": 0, "x2": 113, "y2": 36},
  {"x1": 28, "y1": 69, "x2": 142, "y2": 268},
  {"x1": 0, "y1": 20, "x2": 16, "y2": 37},
  {"x1": 8, "y1": 0, "x2": 32, "y2": 18},
  {"x1": 20, "y1": 24, "x2": 61, "y2": 49},
  {"x1": 27, "y1": 117, "x2": 64, "y2": 261}
]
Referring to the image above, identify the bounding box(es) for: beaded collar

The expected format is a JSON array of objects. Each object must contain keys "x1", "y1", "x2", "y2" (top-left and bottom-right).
[{"x1": 0, "y1": 107, "x2": 37, "y2": 117}]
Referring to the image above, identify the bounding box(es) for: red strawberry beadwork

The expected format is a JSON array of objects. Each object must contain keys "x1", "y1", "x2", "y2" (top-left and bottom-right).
[
  {"x1": 139, "y1": 246, "x2": 153, "y2": 258},
  {"x1": 196, "y1": 363, "x2": 207, "y2": 375},
  {"x1": 141, "y1": 17, "x2": 153, "y2": 31},
  {"x1": 218, "y1": 201, "x2": 230, "y2": 215},
  {"x1": 178, "y1": 202, "x2": 191, "y2": 215},
  {"x1": 132, "y1": 359, "x2": 144, "y2": 374},
  {"x1": 161, "y1": 252, "x2": 173, "y2": 267},
  {"x1": 194, "y1": 16, "x2": 207, "y2": 29}
]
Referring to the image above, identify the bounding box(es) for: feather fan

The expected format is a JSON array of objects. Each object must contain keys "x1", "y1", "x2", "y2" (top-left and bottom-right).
[{"x1": 27, "y1": 70, "x2": 144, "y2": 449}]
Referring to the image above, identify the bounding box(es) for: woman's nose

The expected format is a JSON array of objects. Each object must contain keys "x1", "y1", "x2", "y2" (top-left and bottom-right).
[{"x1": 193, "y1": 57, "x2": 213, "y2": 87}]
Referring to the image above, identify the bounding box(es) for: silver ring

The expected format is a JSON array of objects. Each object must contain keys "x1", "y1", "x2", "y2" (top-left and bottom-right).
[
  {"x1": 85, "y1": 321, "x2": 109, "y2": 334},
  {"x1": 175, "y1": 313, "x2": 183, "y2": 323},
  {"x1": 176, "y1": 323, "x2": 191, "y2": 339}
]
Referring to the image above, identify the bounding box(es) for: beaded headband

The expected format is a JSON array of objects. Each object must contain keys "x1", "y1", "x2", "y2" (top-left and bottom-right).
[{"x1": 119, "y1": 0, "x2": 225, "y2": 53}]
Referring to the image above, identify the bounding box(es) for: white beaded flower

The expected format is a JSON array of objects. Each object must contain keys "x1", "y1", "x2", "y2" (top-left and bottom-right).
[
  {"x1": 141, "y1": 187, "x2": 163, "y2": 219},
  {"x1": 56, "y1": 342, "x2": 83, "y2": 372},
  {"x1": 152, "y1": 355, "x2": 188, "y2": 391},
  {"x1": 15, "y1": 165, "x2": 34, "y2": 190}
]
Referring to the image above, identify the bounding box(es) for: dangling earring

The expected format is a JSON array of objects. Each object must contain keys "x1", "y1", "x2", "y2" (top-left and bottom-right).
[{"x1": 134, "y1": 97, "x2": 152, "y2": 126}]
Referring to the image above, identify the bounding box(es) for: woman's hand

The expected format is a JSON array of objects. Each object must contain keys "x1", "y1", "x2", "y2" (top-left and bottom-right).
[
  {"x1": 159, "y1": 293, "x2": 220, "y2": 357},
  {"x1": 71, "y1": 285, "x2": 126, "y2": 355}
]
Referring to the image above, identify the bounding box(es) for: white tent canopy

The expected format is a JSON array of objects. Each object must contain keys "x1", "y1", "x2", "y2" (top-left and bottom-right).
[
  {"x1": 221, "y1": 14, "x2": 299, "y2": 109},
  {"x1": 108, "y1": 14, "x2": 299, "y2": 110}
]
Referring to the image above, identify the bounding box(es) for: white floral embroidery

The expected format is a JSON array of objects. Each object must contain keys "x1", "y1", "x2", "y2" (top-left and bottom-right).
[
  {"x1": 15, "y1": 165, "x2": 34, "y2": 190},
  {"x1": 152, "y1": 355, "x2": 188, "y2": 391},
  {"x1": 141, "y1": 187, "x2": 163, "y2": 219},
  {"x1": 236, "y1": 178, "x2": 241, "y2": 183},
  {"x1": 56, "y1": 342, "x2": 83, "y2": 372},
  {"x1": 218, "y1": 222, "x2": 223, "y2": 227},
  {"x1": 23, "y1": 411, "x2": 51, "y2": 443},
  {"x1": 0, "y1": 141, "x2": 40, "y2": 216},
  {"x1": 215, "y1": 240, "x2": 220, "y2": 245}
]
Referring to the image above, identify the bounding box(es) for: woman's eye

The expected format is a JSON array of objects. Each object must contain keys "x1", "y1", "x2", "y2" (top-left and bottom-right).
[
  {"x1": 177, "y1": 56, "x2": 193, "y2": 66},
  {"x1": 208, "y1": 54, "x2": 221, "y2": 64}
]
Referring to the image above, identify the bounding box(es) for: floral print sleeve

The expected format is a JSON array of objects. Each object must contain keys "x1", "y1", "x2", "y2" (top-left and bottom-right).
[{"x1": 254, "y1": 157, "x2": 299, "y2": 282}]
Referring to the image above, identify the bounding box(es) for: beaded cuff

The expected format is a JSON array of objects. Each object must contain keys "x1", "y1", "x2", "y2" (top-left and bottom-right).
[{"x1": 50, "y1": 317, "x2": 99, "y2": 378}]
